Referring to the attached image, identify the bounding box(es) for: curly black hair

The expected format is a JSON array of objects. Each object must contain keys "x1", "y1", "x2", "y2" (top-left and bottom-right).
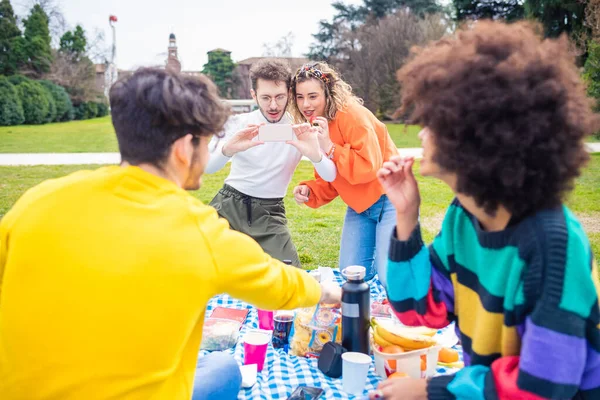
[{"x1": 397, "y1": 21, "x2": 600, "y2": 218}]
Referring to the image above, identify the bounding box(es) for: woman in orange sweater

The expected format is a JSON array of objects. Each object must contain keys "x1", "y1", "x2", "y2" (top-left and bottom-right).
[{"x1": 290, "y1": 62, "x2": 398, "y2": 287}]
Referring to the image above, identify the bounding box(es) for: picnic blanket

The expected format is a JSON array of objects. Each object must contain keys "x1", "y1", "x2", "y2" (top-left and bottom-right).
[{"x1": 198, "y1": 269, "x2": 462, "y2": 399}]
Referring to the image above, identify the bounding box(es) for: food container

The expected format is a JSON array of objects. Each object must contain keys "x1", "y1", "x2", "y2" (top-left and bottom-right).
[
  {"x1": 371, "y1": 329, "x2": 441, "y2": 379},
  {"x1": 200, "y1": 318, "x2": 241, "y2": 351}
]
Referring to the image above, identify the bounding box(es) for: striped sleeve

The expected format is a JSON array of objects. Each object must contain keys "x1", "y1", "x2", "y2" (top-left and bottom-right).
[{"x1": 386, "y1": 221, "x2": 455, "y2": 329}]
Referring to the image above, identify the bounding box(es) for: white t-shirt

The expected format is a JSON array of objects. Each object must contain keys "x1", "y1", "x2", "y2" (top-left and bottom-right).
[{"x1": 206, "y1": 110, "x2": 336, "y2": 199}]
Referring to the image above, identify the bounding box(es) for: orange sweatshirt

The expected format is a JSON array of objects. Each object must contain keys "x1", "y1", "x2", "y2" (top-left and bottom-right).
[{"x1": 300, "y1": 101, "x2": 398, "y2": 213}]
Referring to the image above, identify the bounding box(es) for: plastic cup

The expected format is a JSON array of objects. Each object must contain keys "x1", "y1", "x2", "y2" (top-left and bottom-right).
[
  {"x1": 243, "y1": 330, "x2": 271, "y2": 372},
  {"x1": 342, "y1": 352, "x2": 372, "y2": 395},
  {"x1": 257, "y1": 309, "x2": 274, "y2": 330},
  {"x1": 272, "y1": 311, "x2": 294, "y2": 349}
]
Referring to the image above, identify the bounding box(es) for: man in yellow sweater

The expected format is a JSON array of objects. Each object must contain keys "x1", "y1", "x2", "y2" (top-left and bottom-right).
[{"x1": 0, "y1": 68, "x2": 341, "y2": 400}]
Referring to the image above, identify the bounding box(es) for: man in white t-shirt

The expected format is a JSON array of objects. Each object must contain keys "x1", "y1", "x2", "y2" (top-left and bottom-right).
[{"x1": 206, "y1": 59, "x2": 336, "y2": 267}]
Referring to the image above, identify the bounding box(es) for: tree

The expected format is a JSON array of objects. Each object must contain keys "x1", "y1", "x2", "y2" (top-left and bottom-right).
[
  {"x1": 0, "y1": 0, "x2": 26, "y2": 75},
  {"x1": 202, "y1": 50, "x2": 236, "y2": 98},
  {"x1": 60, "y1": 25, "x2": 86, "y2": 60},
  {"x1": 341, "y1": 11, "x2": 447, "y2": 114},
  {"x1": 525, "y1": 0, "x2": 587, "y2": 38},
  {"x1": 453, "y1": 0, "x2": 525, "y2": 21},
  {"x1": 25, "y1": 0, "x2": 67, "y2": 46},
  {"x1": 263, "y1": 32, "x2": 294, "y2": 57},
  {"x1": 22, "y1": 4, "x2": 53, "y2": 76},
  {"x1": 46, "y1": 49, "x2": 99, "y2": 104},
  {"x1": 0, "y1": 76, "x2": 24, "y2": 125}
]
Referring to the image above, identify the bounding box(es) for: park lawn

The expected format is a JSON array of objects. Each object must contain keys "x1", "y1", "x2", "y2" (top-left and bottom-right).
[
  {"x1": 0, "y1": 117, "x2": 119, "y2": 153},
  {"x1": 1, "y1": 155, "x2": 599, "y2": 269},
  {"x1": 0, "y1": 117, "x2": 422, "y2": 153}
]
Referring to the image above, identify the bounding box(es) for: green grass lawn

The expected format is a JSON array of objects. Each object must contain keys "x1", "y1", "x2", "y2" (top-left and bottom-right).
[
  {"x1": 0, "y1": 117, "x2": 423, "y2": 153},
  {"x1": 1, "y1": 155, "x2": 598, "y2": 268},
  {"x1": 0, "y1": 117, "x2": 119, "y2": 153}
]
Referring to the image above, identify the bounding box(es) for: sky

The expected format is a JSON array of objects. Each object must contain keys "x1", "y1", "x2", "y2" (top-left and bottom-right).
[{"x1": 15, "y1": 0, "x2": 365, "y2": 71}]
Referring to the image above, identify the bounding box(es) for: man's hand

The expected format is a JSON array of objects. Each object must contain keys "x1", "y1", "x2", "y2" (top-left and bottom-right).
[
  {"x1": 377, "y1": 156, "x2": 420, "y2": 240},
  {"x1": 314, "y1": 117, "x2": 333, "y2": 153},
  {"x1": 287, "y1": 123, "x2": 322, "y2": 163},
  {"x1": 222, "y1": 124, "x2": 264, "y2": 157},
  {"x1": 319, "y1": 281, "x2": 342, "y2": 306},
  {"x1": 293, "y1": 185, "x2": 310, "y2": 205},
  {"x1": 369, "y1": 376, "x2": 428, "y2": 400}
]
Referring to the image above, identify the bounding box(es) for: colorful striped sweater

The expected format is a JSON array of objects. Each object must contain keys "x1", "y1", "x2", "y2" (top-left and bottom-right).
[{"x1": 387, "y1": 199, "x2": 600, "y2": 399}]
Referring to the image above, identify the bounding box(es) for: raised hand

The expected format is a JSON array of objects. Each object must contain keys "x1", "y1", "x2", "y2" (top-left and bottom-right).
[
  {"x1": 293, "y1": 185, "x2": 310, "y2": 205},
  {"x1": 377, "y1": 156, "x2": 420, "y2": 239},
  {"x1": 287, "y1": 123, "x2": 322, "y2": 163},
  {"x1": 222, "y1": 124, "x2": 264, "y2": 157}
]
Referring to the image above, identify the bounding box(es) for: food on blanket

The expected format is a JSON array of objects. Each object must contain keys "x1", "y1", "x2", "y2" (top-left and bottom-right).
[
  {"x1": 381, "y1": 345, "x2": 404, "y2": 370},
  {"x1": 372, "y1": 318, "x2": 437, "y2": 350},
  {"x1": 290, "y1": 305, "x2": 342, "y2": 357},
  {"x1": 438, "y1": 347, "x2": 459, "y2": 363},
  {"x1": 388, "y1": 371, "x2": 409, "y2": 379},
  {"x1": 200, "y1": 318, "x2": 240, "y2": 351}
]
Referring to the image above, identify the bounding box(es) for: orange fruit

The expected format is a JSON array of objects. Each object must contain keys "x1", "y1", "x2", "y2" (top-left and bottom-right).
[
  {"x1": 382, "y1": 345, "x2": 404, "y2": 370},
  {"x1": 420, "y1": 355, "x2": 426, "y2": 371},
  {"x1": 388, "y1": 371, "x2": 409, "y2": 379},
  {"x1": 438, "y1": 348, "x2": 459, "y2": 363}
]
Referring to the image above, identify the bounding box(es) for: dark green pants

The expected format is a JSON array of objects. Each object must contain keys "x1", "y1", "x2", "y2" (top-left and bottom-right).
[{"x1": 209, "y1": 184, "x2": 301, "y2": 267}]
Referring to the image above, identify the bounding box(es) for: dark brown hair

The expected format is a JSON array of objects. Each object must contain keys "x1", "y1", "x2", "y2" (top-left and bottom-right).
[
  {"x1": 397, "y1": 21, "x2": 600, "y2": 218},
  {"x1": 249, "y1": 58, "x2": 292, "y2": 91},
  {"x1": 109, "y1": 67, "x2": 230, "y2": 166}
]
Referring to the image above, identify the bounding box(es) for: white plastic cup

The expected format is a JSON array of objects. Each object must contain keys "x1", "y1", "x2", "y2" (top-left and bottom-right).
[{"x1": 342, "y1": 351, "x2": 372, "y2": 395}]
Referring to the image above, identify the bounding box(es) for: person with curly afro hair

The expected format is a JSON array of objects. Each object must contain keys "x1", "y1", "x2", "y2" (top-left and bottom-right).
[{"x1": 371, "y1": 21, "x2": 600, "y2": 400}]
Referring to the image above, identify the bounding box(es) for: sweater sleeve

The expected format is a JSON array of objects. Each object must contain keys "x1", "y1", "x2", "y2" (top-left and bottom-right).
[
  {"x1": 426, "y1": 210, "x2": 600, "y2": 400},
  {"x1": 387, "y1": 223, "x2": 455, "y2": 329},
  {"x1": 299, "y1": 171, "x2": 339, "y2": 209},
  {"x1": 205, "y1": 114, "x2": 244, "y2": 174},
  {"x1": 312, "y1": 154, "x2": 337, "y2": 182},
  {"x1": 332, "y1": 106, "x2": 384, "y2": 185},
  {"x1": 197, "y1": 205, "x2": 322, "y2": 310}
]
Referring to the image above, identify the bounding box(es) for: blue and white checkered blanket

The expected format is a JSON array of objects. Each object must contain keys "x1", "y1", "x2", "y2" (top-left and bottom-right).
[{"x1": 198, "y1": 270, "x2": 461, "y2": 399}]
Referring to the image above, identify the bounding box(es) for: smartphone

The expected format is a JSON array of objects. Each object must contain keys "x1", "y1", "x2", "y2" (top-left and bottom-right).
[
  {"x1": 258, "y1": 124, "x2": 294, "y2": 142},
  {"x1": 286, "y1": 386, "x2": 324, "y2": 400}
]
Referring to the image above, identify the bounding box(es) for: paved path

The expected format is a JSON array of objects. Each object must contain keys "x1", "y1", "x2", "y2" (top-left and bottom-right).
[{"x1": 0, "y1": 144, "x2": 598, "y2": 166}]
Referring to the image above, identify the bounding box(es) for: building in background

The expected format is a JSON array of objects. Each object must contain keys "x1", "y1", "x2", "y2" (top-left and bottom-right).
[{"x1": 233, "y1": 56, "x2": 310, "y2": 99}]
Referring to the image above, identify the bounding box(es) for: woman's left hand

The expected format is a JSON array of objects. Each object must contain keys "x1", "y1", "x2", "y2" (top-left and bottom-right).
[
  {"x1": 314, "y1": 116, "x2": 333, "y2": 153},
  {"x1": 369, "y1": 377, "x2": 428, "y2": 400}
]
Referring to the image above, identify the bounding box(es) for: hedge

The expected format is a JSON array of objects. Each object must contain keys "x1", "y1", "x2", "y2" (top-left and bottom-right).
[
  {"x1": 0, "y1": 76, "x2": 25, "y2": 126},
  {"x1": 15, "y1": 79, "x2": 51, "y2": 125}
]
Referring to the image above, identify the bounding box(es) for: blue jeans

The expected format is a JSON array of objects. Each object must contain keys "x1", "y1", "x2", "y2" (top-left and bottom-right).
[
  {"x1": 192, "y1": 352, "x2": 242, "y2": 400},
  {"x1": 339, "y1": 195, "x2": 396, "y2": 288}
]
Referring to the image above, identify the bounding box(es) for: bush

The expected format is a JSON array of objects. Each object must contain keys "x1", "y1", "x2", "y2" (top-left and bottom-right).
[
  {"x1": 74, "y1": 101, "x2": 99, "y2": 120},
  {"x1": 16, "y1": 79, "x2": 51, "y2": 125},
  {"x1": 0, "y1": 76, "x2": 25, "y2": 126},
  {"x1": 96, "y1": 102, "x2": 109, "y2": 117},
  {"x1": 8, "y1": 75, "x2": 30, "y2": 86},
  {"x1": 39, "y1": 80, "x2": 74, "y2": 122},
  {"x1": 43, "y1": 86, "x2": 57, "y2": 123}
]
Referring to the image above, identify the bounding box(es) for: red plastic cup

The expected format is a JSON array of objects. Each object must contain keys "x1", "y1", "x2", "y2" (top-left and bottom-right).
[
  {"x1": 257, "y1": 309, "x2": 274, "y2": 330},
  {"x1": 243, "y1": 330, "x2": 270, "y2": 372}
]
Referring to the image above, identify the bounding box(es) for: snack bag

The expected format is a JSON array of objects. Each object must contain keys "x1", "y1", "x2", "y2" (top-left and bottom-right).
[{"x1": 289, "y1": 304, "x2": 342, "y2": 358}]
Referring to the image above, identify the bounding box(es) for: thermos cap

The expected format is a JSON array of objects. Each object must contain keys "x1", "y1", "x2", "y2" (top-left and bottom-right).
[{"x1": 342, "y1": 265, "x2": 366, "y2": 281}]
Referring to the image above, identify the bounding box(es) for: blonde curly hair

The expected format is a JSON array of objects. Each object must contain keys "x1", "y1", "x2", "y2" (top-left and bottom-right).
[{"x1": 289, "y1": 62, "x2": 362, "y2": 123}]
